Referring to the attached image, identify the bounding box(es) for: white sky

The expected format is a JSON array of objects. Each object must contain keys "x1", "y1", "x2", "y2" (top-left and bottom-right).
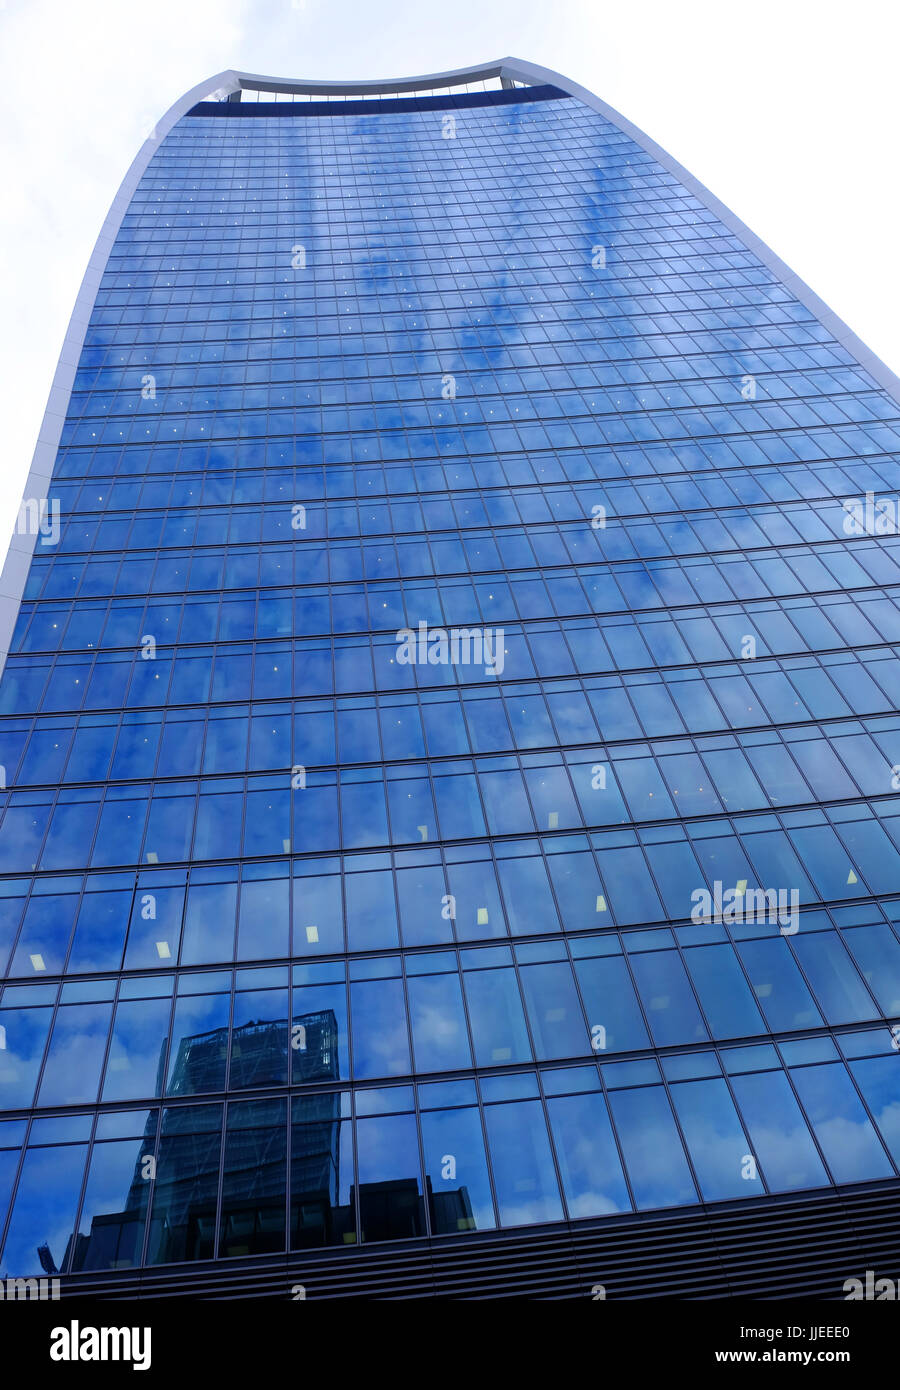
[{"x1": 0, "y1": 0, "x2": 898, "y2": 545}]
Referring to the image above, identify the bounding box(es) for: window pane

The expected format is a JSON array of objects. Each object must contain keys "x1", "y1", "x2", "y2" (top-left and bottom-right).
[
  {"x1": 483, "y1": 1100, "x2": 563, "y2": 1227},
  {"x1": 547, "y1": 1091, "x2": 631, "y2": 1217},
  {"x1": 669, "y1": 1078, "x2": 755, "y2": 1201},
  {"x1": 350, "y1": 979, "x2": 411, "y2": 1081},
  {"x1": 607, "y1": 1085, "x2": 697, "y2": 1210},
  {"x1": 72, "y1": 1129, "x2": 156, "y2": 1272},
  {"x1": 420, "y1": 1106, "x2": 495, "y2": 1233},
  {"x1": 519, "y1": 962, "x2": 590, "y2": 1061},
  {"x1": 290, "y1": 1093, "x2": 355, "y2": 1248},
  {"x1": 1, "y1": 1141, "x2": 89, "y2": 1276},
  {"x1": 218, "y1": 1098, "x2": 286, "y2": 1257},
  {"x1": 407, "y1": 973, "x2": 471, "y2": 1073},
  {"x1": 629, "y1": 950, "x2": 708, "y2": 1047},
  {"x1": 146, "y1": 1105, "x2": 222, "y2": 1264},
  {"x1": 790, "y1": 1062, "x2": 893, "y2": 1184},
  {"x1": 730, "y1": 1069, "x2": 828, "y2": 1192},
  {"x1": 463, "y1": 967, "x2": 531, "y2": 1067},
  {"x1": 355, "y1": 1112, "x2": 425, "y2": 1242}
]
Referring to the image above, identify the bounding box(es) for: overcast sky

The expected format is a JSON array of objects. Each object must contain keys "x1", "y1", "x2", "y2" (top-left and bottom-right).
[{"x1": 0, "y1": 0, "x2": 897, "y2": 545}]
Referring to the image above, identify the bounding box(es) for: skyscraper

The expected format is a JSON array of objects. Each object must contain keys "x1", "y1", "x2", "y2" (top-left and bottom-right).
[{"x1": 1, "y1": 57, "x2": 900, "y2": 1298}]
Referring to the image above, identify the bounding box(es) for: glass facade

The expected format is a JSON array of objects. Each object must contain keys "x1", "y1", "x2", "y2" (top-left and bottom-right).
[{"x1": 2, "y1": 73, "x2": 900, "y2": 1281}]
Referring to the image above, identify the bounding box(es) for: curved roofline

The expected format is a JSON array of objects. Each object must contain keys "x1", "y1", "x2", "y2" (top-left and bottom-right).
[
  {"x1": 230, "y1": 59, "x2": 509, "y2": 95},
  {"x1": 3, "y1": 57, "x2": 899, "y2": 676}
]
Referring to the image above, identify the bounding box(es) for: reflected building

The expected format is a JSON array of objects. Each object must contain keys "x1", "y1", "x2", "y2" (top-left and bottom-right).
[
  {"x1": 73, "y1": 1011, "x2": 341, "y2": 1268},
  {"x1": 426, "y1": 1177, "x2": 476, "y2": 1236}
]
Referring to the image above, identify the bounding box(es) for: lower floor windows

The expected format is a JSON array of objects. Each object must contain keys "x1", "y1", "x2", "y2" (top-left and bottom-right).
[{"x1": 1, "y1": 1029, "x2": 898, "y2": 1276}]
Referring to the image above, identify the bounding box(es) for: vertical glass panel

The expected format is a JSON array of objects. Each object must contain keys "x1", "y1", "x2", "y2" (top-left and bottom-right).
[
  {"x1": 180, "y1": 879, "x2": 236, "y2": 967},
  {"x1": 736, "y1": 938, "x2": 824, "y2": 1031},
  {"x1": 420, "y1": 1106, "x2": 495, "y2": 1233},
  {"x1": 463, "y1": 967, "x2": 531, "y2": 1067},
  {"x1": 395, "y1": 863, "x2": 453, "y2": 947},
  {"x1": 607, "y1": 1085, "x2": 698, "y2": 1210},
  {"x1": 91, "y1": 795, "x2": 146, "y2": 868},
  {"x1": 842, "y1": 923, "x2": 900, "y2": 1016},
  {"x1": 729, "y1": 1070, "x2": 829, "y2": 1192},
  {"x1": 292, "y1": 872, "x2": 343, "y2": 956},
  {"x1": 682, "y1": 944, "x2": 767, "y2": 1039},
  {"x1": 292, "y1": 983, "x2": 348, "y2": 1083},
  {"x1": 218, "y1": 1098, "x2": 286, "y2": 1257},
  {"x1": 193, "y1": 791, "x2": 242, "y2": 861},
  {"x1": 166, "y1": 992, "x2": 229, "y2": 1096},
  {"x1": 594, "y1": 845, "x2": 664, "y2": 925},
  {"x1": 143, "y1": 790, "x2": 194, "y2": 863},
  {"x1": 0, "y1": 893, "x2": 25, "y2": 975},
  {"x1": 146, "y1": 1104, "x2": 222, "y2": 1265},
  {"x1": 0, "y1": 1148, "x2": 20, "y2": 1249},
  {"x1": 344, "y1": 870, "x2": 398, "y2": 953},
  {"x1": 0, "y1": 1006, "x2": 53, "y2": 1108},
  {"x1": 349, "y1": 979, "x2": 411, "y2": 1080},
  {"x1": 37, "y1": 1001, "x2": 113, "y2": 1107},
  {"x1": 519, "y1": 962, "x2": 591, "y2": 1061},
  {"x1": 790, "y1": 931, "x2": 879, "y2": 1024},
  {"x1": 386, "y1": 775, "x2": 436, "y2": 845},
  {"x1": 433, "y1": 772, "x2": 487, "y2": 840},
  {"x1": 66, "y1": 886, "x2": 132, "y2": 974},
  {"x1": 72, "y1": 1128, "x2": 156, "y2": 1272},
  {"x1": 40, "y1": 799, "x2": 99, "y2": 872},
  {"x1": 292, "y1": 779, "x2": 339, "y2": 854},
  {"x1": 478, "y1": 768, "x2": 534, "y2": 836},
  {"x1": 236, "y1": 877, "x2": 289, "y2": 961},
  {"x1": 1, "y1": 1141, "x2": 89, "y2": 1276},
  {"x1": 669, "y1": 1078, "x2": 755, "y2": 1201},
  {"x1": 340, "y1": 778, "x2": 389, "y2": 849},
  {"x1": 850, "y1": 1056, "x2": 900, "y2": 1167},
  {"x1": 355, "y1": 1112, "x2": 425, "y2": 1242},
  {"x1": 789, "y1": 1062, "x2": 893, "y2": 1183},
  {"x1": 496, "y1": 854, "x2": 560, "y2": 935},
  {"x1": 407, "y1": 972, "x2": 472, "y2": 1073},
  {"x1": 102, "y1": 998, "x2": 170, "y2": 1102},
  {"x1": 546, "y1": 1091, "x2": 631, "y2": 1217},
  {"x1": 628, "y1": 950, "x2": 708, "y2": 1047},
  {"x1": 229, "y1": 988, "x2": 288, "y2": 1090},
  {"x1": 574, "y1": 955, "x2": 650, "y2": 1054},
  {"x1": 124, "y1": 884, "x2": 185, "y2": 970},
  {"x1": 483, "y1": 1099, "x2": 564, "y2": 1227},
  {"x1": 546, "y1": 850, "x2": 610, "y2": 930},
  {"x1": 787, "y1": 826, "x2": 867, "y2": 901},
  {"x1": 446, "y1": 859, "x2": 506, "y2": 942},
  {"x1": 243, "y1": 788, "x2": 290, "y2": 859},
  {"x1": 290, "y1": 1093, "x2": 355, "y2": 1248},
  {"x1": 10, "y1": 890, "x2": 79, "y2": 977}
]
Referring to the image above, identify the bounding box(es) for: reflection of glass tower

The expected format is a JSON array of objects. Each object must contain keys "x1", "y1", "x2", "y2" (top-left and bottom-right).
[
  {"x1": 291, "y1": 1087, "x2": 348, "y2": 1248},
  {"x1": 72, "y1": 1011, "x2": 338, "y2": 1270},
  {"x1": 3, "y1": 58, "x2": 900, "y2": 1297},
  {"x1": 167, "y1": 1018, "x2": 284, "y2": 1094},
  {"x1": 290, "y1": 1009, "x2": 338, "y2": 1084}
]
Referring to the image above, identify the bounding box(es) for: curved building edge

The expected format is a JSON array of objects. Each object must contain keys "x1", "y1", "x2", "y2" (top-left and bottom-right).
[{"x1": 2, "y1": 55, "x2": 898, "y2": 681}]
